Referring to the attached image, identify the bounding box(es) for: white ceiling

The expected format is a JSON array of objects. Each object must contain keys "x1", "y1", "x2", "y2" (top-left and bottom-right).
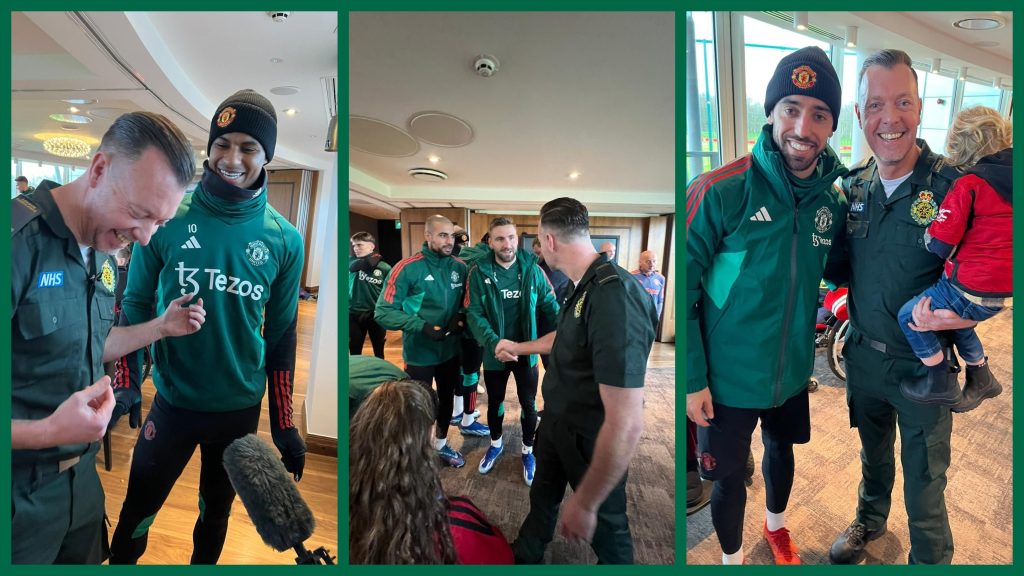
[
  {"x1": 348, "y1": 12, "x2": 676, "y2": 219},
  {"x1": 12, "y1": 11, "x2": 338, "y2": 172},
  {"x1": 754, "y1": 11, "x2": 1013, "y2": 84}
]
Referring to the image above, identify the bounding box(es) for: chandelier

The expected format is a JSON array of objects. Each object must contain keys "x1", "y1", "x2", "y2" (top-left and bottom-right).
[{"x1": 43, "y1": 136, "x2": 92, "y2": 159}]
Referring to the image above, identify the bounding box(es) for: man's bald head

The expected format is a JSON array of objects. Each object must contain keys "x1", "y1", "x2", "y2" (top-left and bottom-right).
[
  {"x1": 599, "y1": 242, "x2": 616, "y2": 261},
  {"x1": 424, "y1": 214, "x2": 455, "y2": 256},
  {"x1": 639, "y1": 250, "x2": 658, "y2": 274}
]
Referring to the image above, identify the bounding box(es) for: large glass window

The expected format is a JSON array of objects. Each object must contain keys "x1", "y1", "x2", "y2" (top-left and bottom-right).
[
  {"x1": 687, "y1": 12, "x2": 721, "y2": 179},
  {"x1": 742, "y1": 17, "x2": 830, "y2": 153},
  {"x1": 961, "y1": 80, "x2": 1003, "y2": 113},
  {"x1": 11, "y1": 157, "x2": 88, "y2": 198},
  {"x1": 835, "y1": 50, "x2": 858, "y2": 166},
  {"x1": 917, "y1": 68, "x2": 955, "y2": 154}
]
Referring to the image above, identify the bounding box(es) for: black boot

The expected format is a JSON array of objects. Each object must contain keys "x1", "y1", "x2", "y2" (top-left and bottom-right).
[
  {"x1": 829, "y1": 520, "x2": 887, "y2": 564},
  {"x1": 686, "y1": 468, "x2": 711, "y2": 515},
  {"x1": 952, "y1": 358, "x2": 1002, "y2": 413},
  {"x1": 900, "y1": 363, "x2": 962, "y2": 405}
]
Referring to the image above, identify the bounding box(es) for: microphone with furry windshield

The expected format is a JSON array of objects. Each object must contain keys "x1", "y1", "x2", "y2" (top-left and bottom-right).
[{"x1": 222, "y1": 434, "x2": 335, "y2": 564}]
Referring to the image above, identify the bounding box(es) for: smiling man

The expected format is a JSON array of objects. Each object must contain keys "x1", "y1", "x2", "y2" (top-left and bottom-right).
[
  {"x1": 109, "y1": 90, "x2": 306, "y2": 564},
  {"x1": 825, "y1": 49, "x2": 964, "y2": 565},
  {"x1": 686, "y1": 46, "x2": 848, "y2": 565}
]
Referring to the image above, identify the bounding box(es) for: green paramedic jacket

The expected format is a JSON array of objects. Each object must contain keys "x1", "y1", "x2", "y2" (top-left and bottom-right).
[
  {"x1": 686, "y1": 124, "x2": 849, "y2": 408},
  {"x1": 375, "y1": 243, "x2": 468, "y2": 366},
  {"x1": 463, "y1": 246, "x2": 559, "y2": 370}
]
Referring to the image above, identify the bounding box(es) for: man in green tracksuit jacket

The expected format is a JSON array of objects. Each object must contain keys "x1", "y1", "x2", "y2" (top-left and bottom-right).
[
  {"x1": 109, "y1": 90, "x2": 306, "y2": 564},
  {"x1": 349, "y1": 231, "x2": 391, "y2": 358},
  {"x1": 686, "y1": 47, "x2": 849, "y2": 565},
  {"x1": 464, "y1": 217, "x2": 559, "y2": 485},
  {"x1": 375, "y1": 215, "x2": 488, "y2": 468}
]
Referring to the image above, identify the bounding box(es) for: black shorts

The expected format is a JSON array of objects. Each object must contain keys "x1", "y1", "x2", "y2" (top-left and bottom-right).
[{"x1": 696, "y1": 388, "x2": 810, "y2": 480}]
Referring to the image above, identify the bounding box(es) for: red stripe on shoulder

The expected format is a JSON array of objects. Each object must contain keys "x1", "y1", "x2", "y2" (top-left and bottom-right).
[
  {"x1": 383, "y1": 253, "x2": 423, "y2": 303},
  {"x1": 686, "y1": 156, "x2": 752, "y2": 229}
]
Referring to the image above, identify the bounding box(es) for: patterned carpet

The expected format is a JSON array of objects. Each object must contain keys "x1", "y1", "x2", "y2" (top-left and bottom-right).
[
  {"x1": 687, "y1": 307, "x2": 1013, "y2": 565},
  {"x1": 441, "y1": 365, "x2": 676, "y2": 564}
]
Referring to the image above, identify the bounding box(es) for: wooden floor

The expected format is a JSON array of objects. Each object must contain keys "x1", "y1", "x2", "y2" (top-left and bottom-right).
[{"x1": 99, "y1": 299, "x2": 338, "y2": 564}]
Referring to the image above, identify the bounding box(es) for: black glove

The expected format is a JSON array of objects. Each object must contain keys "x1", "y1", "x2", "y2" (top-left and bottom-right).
[
  {"x1": 271, "y1": 426, "x2": 306, "y2": 482},
  {"x1": 445, "y1": 311, "x2": 467, "y2": 336},
  {"x1": 421, "y1": 323, "x2": 446, "y2": 341},
  {"x1": 108, "y1": 386, "x2": 142, "y2": 431}
]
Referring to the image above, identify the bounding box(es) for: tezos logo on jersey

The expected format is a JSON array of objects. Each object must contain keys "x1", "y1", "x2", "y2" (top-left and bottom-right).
[
  {"x1": 358, "y1": 270, "x2": 383, "y2": 286},
  {"x1": 176, "y1": 262, "x2": 266, "y2": 301},
  {"x1": 500, "y1": 289, "x2": 521, "y2": 299},
  {"x1": 246, "y1": 240, "x2": 270, "y2": 267}
]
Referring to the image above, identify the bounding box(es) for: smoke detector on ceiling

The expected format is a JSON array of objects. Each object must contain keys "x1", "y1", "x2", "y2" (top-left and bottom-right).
[
  {"x1": 473, "y1": 54, "x2": 499, "y2": 77},
  {"x1": 408, "y1": 168, "x2": 448, "y2": 182},
  {"x1": 268, "y1": 12, "x2": 290, "y2": 23}
]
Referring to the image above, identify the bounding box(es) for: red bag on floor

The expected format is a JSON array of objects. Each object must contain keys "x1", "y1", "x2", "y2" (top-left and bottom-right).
[{"x1": 447, "y1": 495, "x2": 514, "y2": 564}]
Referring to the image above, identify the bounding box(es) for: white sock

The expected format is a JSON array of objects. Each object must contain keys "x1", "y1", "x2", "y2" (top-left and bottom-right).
[
  {"x1": 766, "y1": 509, "x2": 786, "y2": 532},
  {"x1": 453, "y1": 396, "x2": 464, "y2": 417},
  {"x1": 434, "y1": 437, "x2": 446, "y2": 451},
  {"x1": 522, "y1": 445, "x2": 533, "y2": 455},
  {"x1": 723, "y1": 549, "x2": 744, "y2": 564},
  {"x1": 461, "y1": 413, "x2": 475, "y2": 426},
  {"x1": 491, "y1": 436, "x2": 503, "y2": 448}
]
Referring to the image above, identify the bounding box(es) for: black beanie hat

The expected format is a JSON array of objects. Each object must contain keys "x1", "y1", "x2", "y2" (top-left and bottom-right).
[
  {"x1": 764, "y1": 46, "x2": 842, "y2": 131},
  {"x1": 208, "y1": 89, "x2": 277, "y2": 162}
]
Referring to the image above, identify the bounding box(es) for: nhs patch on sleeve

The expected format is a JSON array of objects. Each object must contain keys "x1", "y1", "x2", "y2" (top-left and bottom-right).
[{"x1": 37, "y1": 271, "x2": 65, "y2": 288}]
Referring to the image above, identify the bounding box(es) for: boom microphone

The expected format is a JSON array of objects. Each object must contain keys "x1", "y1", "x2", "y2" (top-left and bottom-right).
[{"x1": 223, "y1": 434, "x2": 334, "y2": 564}]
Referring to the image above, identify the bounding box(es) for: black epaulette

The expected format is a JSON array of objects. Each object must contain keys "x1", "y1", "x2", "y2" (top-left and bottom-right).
[
  {"x1": 11, "y1": 195, "x2": 41, "y2": 237},
  {"x1": 931, "y1": 155, "x2": 962, "y2": 185},
  {"x1": 594, "y1": 262, "x2": 621, "y2": 286}
]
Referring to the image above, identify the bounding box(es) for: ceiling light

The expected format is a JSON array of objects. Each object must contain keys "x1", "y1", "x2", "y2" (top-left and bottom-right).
[
  {"x1": 408, "y1": 168, "x2": 447, "y2": 182},
  {"x1": 270, "y1": 85, "x2": 300, "y2": 95},
  {"x1": 845, "y1": 26, "x2": 857, "y2": 48},
  {"x1": 270, "y1": 57, "x2": 284, "y2": 64},
  {"x1": 931, "y1": 58, "x2": 941, "y2": 74},
  {"x1": 43, "y1": 136, "x2": 91, "y2": 158},
  {"x1": 68, "y1": 106, "x2": 80, "y2": 113},
  {"x1": 953, "y1": 17, "x2": 1003, "y2": 30},
  {"x1": 62, "y1": 98, "x2": 96, "y2": 105},
  {"x1": 568, "y1": 171, "x2": 581, "y2": 181},
  {"x1": 284, "y1": 108, "x2": 297, "y2": 116},
  {"x1": 428, "y1": 154, "x2": 440, "y2": 165},
  {"x1": 49, "y1": 113, "x2": 91, "y2": 124},
  {"x1": 60, "y1": 124, "x2": 80, "y2": 131},
  {"x1": 793, "y1": 12, "x2": 808, "y2": 31}
]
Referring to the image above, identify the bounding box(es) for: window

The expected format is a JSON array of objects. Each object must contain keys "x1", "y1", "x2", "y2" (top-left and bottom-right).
[
  {"x1": 961, "y1": 80, "x2": 1003, "y2": 113},
  {"x1": 11, "y1": 157, "x2": 89, "y2": 198},
  {"x1": 687, "y1": 12, "x2": 721, "y2": 180},
  {"x1": 917, "y1": 68, "x2": 956, "y2": 155},
  {"x1": 835, "y1": 51, "x2": 858, "y2": 166}
]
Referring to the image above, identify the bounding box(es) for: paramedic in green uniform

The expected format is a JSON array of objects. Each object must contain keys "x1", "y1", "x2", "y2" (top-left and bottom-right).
[
  {"x1": 10, "y1": 111, "x2": 201, "y2": 564},
  {"x1": 503, "y1": 197, "x2": 657, "y2": 564},
  {"x1": 826, "y1": 49, "x2": 967, "y2": 565}
]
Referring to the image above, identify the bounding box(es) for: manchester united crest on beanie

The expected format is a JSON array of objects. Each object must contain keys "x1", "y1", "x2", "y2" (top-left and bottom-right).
[{"x1": 208, "y1": 89, "x2": 278, "y2": 162}]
